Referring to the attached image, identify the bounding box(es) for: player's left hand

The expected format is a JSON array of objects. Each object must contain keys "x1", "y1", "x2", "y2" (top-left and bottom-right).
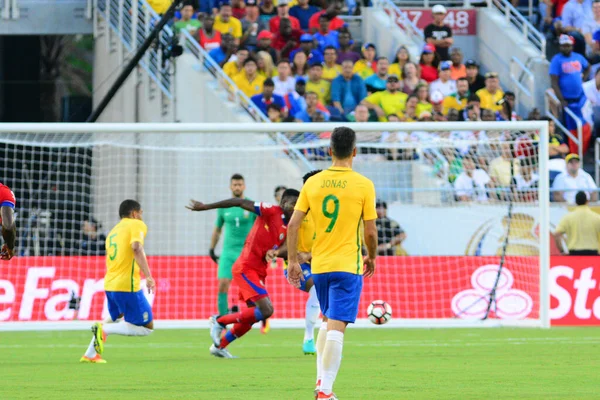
[
  {"x1": 286, "y1": 261, "x2": 305, "y2": 288},
  {"x1": 363, "y1": 256, "x2": 376, "y2": 278},
  {"x1": 265, "y1": 249, "x2": 278, "y2": 264},
  {"x1": 0, "y1": 244, "x2": 14, "y2": 261},
  {"x1": 186, "y1": 199, "x2": 208, "y2": 211}
]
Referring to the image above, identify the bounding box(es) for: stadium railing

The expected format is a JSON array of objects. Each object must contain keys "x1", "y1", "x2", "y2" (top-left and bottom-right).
[
  {"x1": 509, "y1": 56, "x2": 534, "y2": 117},
  {"x1": 489, "y1": 0, "x2": 545, "y2": 56},
  {"x1": 545, "y1": 89, "x2": 584, "y2": 161},
  {"x1": 372, "y1": 0, "x2": 424, "y2": 47}
]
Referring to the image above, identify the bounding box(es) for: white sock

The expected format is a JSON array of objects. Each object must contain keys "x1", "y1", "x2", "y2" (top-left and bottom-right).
[
  {"x1": 320, "y1": 330, "x2": 344, "y2": 395},
  {"x1": 84, "y1": 337, "x2": 97, "y2": 358},
  {"x1": 103, "y1": 321, "x2": 153, "y2": 336},
  {"x1": 316, "y1": 322, "x2": 328, "y2": 385},
  {"x1": 304, "y1": 286, "x2": 320, "y2": 341}
]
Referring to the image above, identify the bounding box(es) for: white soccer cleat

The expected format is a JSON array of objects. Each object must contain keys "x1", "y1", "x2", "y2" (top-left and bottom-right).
[
  {"x1": 208, "y1": 315, "x2": 225, "y2": 347},
  {"x1": 209, "y1": 344, "x2": 237, "y2": 359}
]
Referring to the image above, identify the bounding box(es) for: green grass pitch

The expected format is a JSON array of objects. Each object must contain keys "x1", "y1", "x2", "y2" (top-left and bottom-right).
[{"x1": 1, "y1": 327, "x2": 598, "y2": 399}]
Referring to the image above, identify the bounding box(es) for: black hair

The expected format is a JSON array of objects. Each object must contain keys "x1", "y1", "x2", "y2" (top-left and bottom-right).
[
  {"x1": 457, "y1": 77, "x2": 469, "y2": 83},
  {"x1": 277, "y1": 58, "x2": 291, "y2": 66},
  {"x1": 243, "y1": 57, "x2": 257, "y2": 66},
  {"x1": 264, "y1": 77, "x2": 275, "y2": 86},
  {"x1": 324, "y1": 45, "x2": 337, "y2": 53},
  {"x1": 182, "y1": 0, "x2": 196, "y2": 9},
  {"x1": 119, "y1": 199, "x2": 141, "y2": 219},
  {"x1": 330, "y1": 126, "x2": 356, "y2": 159},
  {"x1": 392, "y1": 45, "x2": 410, "y2": 64},
  {"x1": 274, "y1": 185, "x2": 287, "y2": 195},
  {"x1": 281, "y1": 188, "x2": 300, "y2": 200},
  {"x1": 267, "y1": 103, "x2": 282, "y2": 112},
  {"x1": 376, "y1": 200, "x2": 387, "y2": 209},
  {"x1": 302, "y1": 169, "x2": 322, "y2": 183},
  {"x1": 575, "y1": 191, "x2": 588, "y2": 206},
  {"x1": 231, "y1": 173, "x2": 244, "y2": 181},
  {"x1": 237, "y1": 46, "x2": 249, "y2": 53},
  {"x1": 468, "y1": 93, "x2": 481, "y2": 103}
]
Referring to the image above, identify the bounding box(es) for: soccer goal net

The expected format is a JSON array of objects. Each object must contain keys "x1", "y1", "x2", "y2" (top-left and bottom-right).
[{"x1": 0, "y1": 121, "x2": 549, "y2": 329}]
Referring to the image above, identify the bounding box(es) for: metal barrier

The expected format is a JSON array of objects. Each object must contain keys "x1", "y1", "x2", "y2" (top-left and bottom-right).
[
  {"x1": 509, "y1": 56, "x2": 534, "y2": 116},
  {"x1": 96, "y1": 0, "x2": 173, "y2": 98},
  {"x1": 489, "y1": 0, "x2": 546, "y2": 56},
  {"x1": 373, "y1": 0, "x2": 424, "y2": 46},
  {"x1": 545, "y1": 89, "x2": 583, "y2": 160}
]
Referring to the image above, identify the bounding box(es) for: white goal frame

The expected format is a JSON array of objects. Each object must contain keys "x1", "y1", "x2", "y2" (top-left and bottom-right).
[{"x1": 0, "y1": 121, "x2": 550, "y2": 331}]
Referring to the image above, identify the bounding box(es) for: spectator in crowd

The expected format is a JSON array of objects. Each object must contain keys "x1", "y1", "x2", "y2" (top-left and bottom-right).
[
  {"x1": 388, "y1": 46, "x2": 411, "y2": 78},
  {"x1": 174, "y1": 1, "x2": 202, "y2": 34},
  {"x1": 476, "y1": 72, "x2": 504, "y2": 112},
  {"x1": 254, "y1": 30, "x2": 277, "y2": 61},
  {"x1": 292, "y1": 51, "x2": 309, "y2": 79},
  {"x1": 290, "y1": 34, "x2": 324, "y2": 65},
  {"x1": 274, "y1": 185, "x2": 287, "y2": 203},
  {"x1": 424, "y1": 4, "x2": 454, "y2": 61},
  {"x1": 251, "y1": 77, "x2": 287, "y2": 115},
  {"x1": 419, "y1": 44, "x2": 440, "y2": 83},
  {"x1": 347, "y1": 103, "x2": 371, "y2": 123},
  {"x1": 269, "y1": 0, "x2": 301, "y2": 33},
  {"x1": 550, "y1": 34, "x2": 590, "y2": 133},
  {"x1": 272, "y1": 18, "x2": 303, "y2": 59},
  {"x1": 259, "y1": 0, "x2": 277, "y2": 24},
  {"x1": 583, "y1": 0, "x2": 600, "y2": 54},
  {"x1": 489, "y1": 143, "x2": 521, "y2": 190},
  {"x1": 553, "y1": 191, "x2": 600, "y2": 255},
  {"x1": 430, "y1": 60, "x2": 456, "y2": 97},
  {"x1": 308, "y1": 0, "x2": 345, "y2": 32},
  {"x1": 465, "y1": 59, "x2": 485, "y2": 93},
  {"x1": 545, "y1": 117, "x2": 570, "y2": 160},
  {"x1": 267, "y1": 103, "x2": 284, "y2": 122},
  {"x1": 233, "y1": 57, "x2": 266, "y2": 97},
  {"x1": 283, "y1": 78, "x2": 308, "y2": 116},
  {"x1": 403, "y1": 94, "x2": 418, "y2": 121},
  {"x1": 430, "y1": 91, "x2": 445, "y2": 120},
  {"x1": 375, "y1": 200, "x2": 407, "y2": 256},
  {"x1": 223, "y1": 46, "x2": 249, "y2": 78},
  {"x1": 198, "y1": 14, "x2": 222, "y2": 51},
  {"x1": 313, "y1": 14, "x2": 340, "y2": 53},
  {"x1": 552, "y1": 153, "x2": 598, "y2": 203},
  {"x1": 559, "y1": 0, "x2": 588, "y2": 55},
  {"x1": 322, "y1": 46, "x2": 342, "y2": 81},
  {"x1": 295, "y1": 91, "x2": 330, "y2": 122},
  {"x1": 362, "y1": 75, "x2": 407, "y2": 121},
  {"x1": 454, "y1": 156, "x2": 491, "y2": 202},
  {"x1": 273, "y1": 59, "x2": 296, "y2": 96},
  {"x1": 513, "y1": 159, "x2": 539, "y2": 202},
  {"x1": 449, "y1": 47, "x2": 466, "y2": 80},
  {"x1": 336, "y1": 30, "x2": 361, "y2": 64},
  {"x1": 400, "y1": 62, "x2": 422, "y2": 95},
  {"x1": 209, "y1": 33, "x2": 235, "y2": 67},
  {"x1": 481, "y1": 108, "x2": 496, "y2": 121},
  {"x1": 354, "y1": 43, "x2": 377, "y2": 79},
  {"x1": 290, "y1": 0, "x2": 321, "y2": 31},
  {"x1": 240, "y1": 0, "x2": 267, "y2": 50},
  {"x1": 447, "y1": 108, "x2": 459, "y2": 121},
  {"x1": 306, "y1": 61, "x2": 330, "y2": 104},
  {"x1": 443, "y1": 77, "x2": 469, "y2": 114},
  {"x1": 583, "y1": 68, "x2": 600, "y2": 136},
  {"x1": 415, "y1": 83, "x2": 433, "y2": 116},
  {"x1": 459, "y1": 94, "x2": 481, "y2": 121},
  {"x1": 364, "y1": 57, "x2": 390, "y2": 93},
  {"x1": 496, "y1": 91, "x2": 519, "y2": 121},
  {"x1": 148, "y1": 0, "x2": 170, "y2": 14},
  {"x1": 214, "y1": 0, "x2": 243, "y2": 43},
  {"x1": 331, "y1": 59, "x2": 368, "y2": 115},
  {"x1": 257, "y1": 50, "x2": 275, "y2": 77},
  {"x1": 76, "y1": 218, "x2": 106, "y2": 256}
]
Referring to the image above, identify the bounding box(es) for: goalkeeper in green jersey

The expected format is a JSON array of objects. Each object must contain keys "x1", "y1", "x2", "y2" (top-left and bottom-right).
[{"x1": 210, "y1": 174, "x2": 257, "y2": 316}]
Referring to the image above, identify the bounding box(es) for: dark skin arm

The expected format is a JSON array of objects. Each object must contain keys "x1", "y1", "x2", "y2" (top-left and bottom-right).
[
  {"x1": 551, "y1": 75, "x2": 568, "y2": 108},
  {"x1": 1, "y1": 206, "x2": 16, "y2": 260},
  {"x1": 186, "y1": 198, "x2": 256, "y2": 213}
]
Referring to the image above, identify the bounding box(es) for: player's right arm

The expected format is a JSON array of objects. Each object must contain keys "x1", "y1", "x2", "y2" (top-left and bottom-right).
[
  {"x1": 132, "y1": 241, "x2": 155, "y2": 294},
  {"x1": 209, "y1": 210, "x2": 224, "y2": 263},
  {"x1": 1, "y1": 206, "x2": 16, "y2": 260},
  {"x1": 187, "y1": 198, "x2": 256, "y2": 213},
  {"x1": 362, "y1": 180, "x2": 378, "y2": 277}
]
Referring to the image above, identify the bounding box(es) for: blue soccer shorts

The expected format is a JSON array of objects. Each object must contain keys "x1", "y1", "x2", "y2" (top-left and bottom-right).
[
  {"x1": 106, "y1": 290, "x2": 153, "y2": 326},
  {"x1": 312, "y1": 272, "x2": 363, "y2": 323},
  {"x1": 284, "y1": 263, "x2": 313, "y2": 292}
]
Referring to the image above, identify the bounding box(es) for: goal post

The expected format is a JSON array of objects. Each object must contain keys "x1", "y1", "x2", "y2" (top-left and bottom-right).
[{"x1": 0, "y1": 121, "x2": 550, "y2": 330}]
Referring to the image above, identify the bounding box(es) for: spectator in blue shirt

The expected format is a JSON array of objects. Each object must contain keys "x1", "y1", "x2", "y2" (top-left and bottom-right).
[
  {"x1": 290, "y1": 34, "x2": 324, "y2": 65},
  {"x1": 289, "y1": 0, "x2": 320, "y2": 31},
  {"x1": 313, "y1": 14, "x2": 340, "y2": 53},
  {"x1": 550, "y1": 34, "x2": 590, "y2": 130},
  {"x1": 560, "y1": 0, "x2": 589, "y2": 55},
  {"x1": 251, "y1": 78, "x2": 287, "y2": 117},
  {"x1": 295, "y1": 92, "x2": 331, "y2": 122},
  {"x1": 208, "y1": 33, "x2": 235, "y2": 67},
  {"x1": 364, "y1": 57, "x2": 390, "y2": 93},
  {"x1": 330, "y1": 59, "x2": 368, "y2": 115}
]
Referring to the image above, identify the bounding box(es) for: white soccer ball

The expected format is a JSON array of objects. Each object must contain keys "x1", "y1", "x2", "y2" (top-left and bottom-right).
[{"x1": 367, "y1": 300, "x2": 392, "y2": 325}]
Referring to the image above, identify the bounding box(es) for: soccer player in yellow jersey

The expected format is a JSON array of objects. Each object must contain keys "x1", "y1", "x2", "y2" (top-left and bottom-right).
[
  {"x1": 287, "y1": 127, "x2": 378, "y2": 400},
  {"x1": 80, "y1": 200, "x2": 155, "y2": 364}
]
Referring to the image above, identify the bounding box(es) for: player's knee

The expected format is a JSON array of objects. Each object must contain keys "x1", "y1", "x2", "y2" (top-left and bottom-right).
[
  {"x1": 144, "y1": 321, "x2": 154, "y2": 330},
  {"x1": 218, "y1": 279, "x2": 231, "y2": 292},
  {"x1": 259, "y1": 303, "x2": 274, "y2": 319}
]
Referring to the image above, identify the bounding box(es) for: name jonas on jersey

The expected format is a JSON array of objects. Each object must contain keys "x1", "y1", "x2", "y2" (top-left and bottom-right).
[{"x1": 320, "y1": 179, "x2": 347, "y2": 189}]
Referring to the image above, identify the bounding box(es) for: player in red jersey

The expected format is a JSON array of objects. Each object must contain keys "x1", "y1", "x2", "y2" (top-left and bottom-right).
[
  {"x1": 187, "y1": 188, "x2": 300, "y2": 358},
  {"x1": 0, "y1": 183, "x2": 16, "y2": 260}
]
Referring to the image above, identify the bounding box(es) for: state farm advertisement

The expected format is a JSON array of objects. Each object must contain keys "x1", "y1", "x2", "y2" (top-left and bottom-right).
[{"x1": 0, "y1": 256, "x2": 599, "y2": 326}]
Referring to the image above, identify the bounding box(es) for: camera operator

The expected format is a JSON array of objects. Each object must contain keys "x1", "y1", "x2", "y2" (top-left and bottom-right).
[{"x1": 459, "y1": 94, "x2": 481, "y2": 121}]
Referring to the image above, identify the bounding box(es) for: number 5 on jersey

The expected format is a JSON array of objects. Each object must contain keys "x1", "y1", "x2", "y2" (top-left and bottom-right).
[{"x1": 108, "y1": 234, "x2": 118, "y2": 260}]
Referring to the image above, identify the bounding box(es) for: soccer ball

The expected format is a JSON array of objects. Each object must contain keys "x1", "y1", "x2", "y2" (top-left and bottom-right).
[{"x1": 367, "y1": 300, "x2": 392, "y2": 325}]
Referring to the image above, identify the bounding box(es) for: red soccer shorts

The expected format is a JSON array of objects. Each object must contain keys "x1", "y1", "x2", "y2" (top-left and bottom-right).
[{"x1": 233, "y1": 269, "x2": 269, "y2": 304}]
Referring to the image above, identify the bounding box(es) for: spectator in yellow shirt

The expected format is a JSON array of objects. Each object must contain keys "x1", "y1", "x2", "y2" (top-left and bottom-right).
[
  {"x1": 214, "y1": 0, "x2": 243, "y2": 42},
  {"x1": 388, "y1": 45, "x2": 411, "y2": 79},
  {"x1": 361, "y1": 75, "x2": 408, "y2": 121},
  {"x1": 442, "y1": 77, "x2": 470, "y2": 114},
  {"x1": 223, "y1": 47, "x2": 250, "y2": 79},
  {"x1": 306, "y1": 61, "x2": 331, "y2": 105},
  {"x1": 553, "y1": 191, "x2": 600, "y2": 255},
  {"x1": 476, "y1": 72, "x2": 504, "y2": 112},
  {"x1": 415, "y1": 83, "x2": 433, "y2": 116},
  {"x1": 233, "y1": 58, "x2": 266, "y2": 97},
  {"x1": 353, "y1": 43, "x2": 377, "y2": 79},
  {"x1": 322, "y1": 46, "x2": 342, "y2": 81}
]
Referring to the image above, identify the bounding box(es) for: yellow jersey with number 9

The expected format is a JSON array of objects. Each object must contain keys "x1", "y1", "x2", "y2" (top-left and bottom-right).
[
  {"x1": 295, "y1": 167, "x2": 377, "y2": 275},
  {"x1": 104, "y1": 218, "x2": 148, "y2": 292}
]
